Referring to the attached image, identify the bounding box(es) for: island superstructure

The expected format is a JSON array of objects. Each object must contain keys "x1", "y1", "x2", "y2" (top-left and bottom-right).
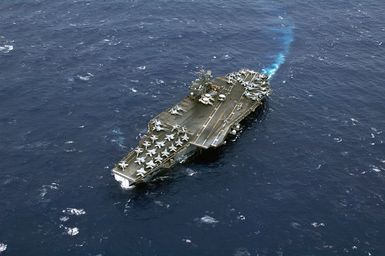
[{"x1": 112, "y1": 69, "x2": 270, "y2": 188}]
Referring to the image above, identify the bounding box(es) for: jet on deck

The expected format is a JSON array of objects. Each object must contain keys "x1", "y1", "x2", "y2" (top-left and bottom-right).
[{"x1": 112, "y1": 69, "x2": 270, "y2": 188}]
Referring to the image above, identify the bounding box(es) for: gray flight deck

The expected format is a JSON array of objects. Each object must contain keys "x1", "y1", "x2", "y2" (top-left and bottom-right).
[{"x1": 112, "y1": 69, "x2": 270, "y2": 188}]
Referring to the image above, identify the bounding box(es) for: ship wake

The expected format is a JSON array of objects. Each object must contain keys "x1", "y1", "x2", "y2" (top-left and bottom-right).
[{"x1": 262, "y1": 18, "x2": 294, "y2": 78}]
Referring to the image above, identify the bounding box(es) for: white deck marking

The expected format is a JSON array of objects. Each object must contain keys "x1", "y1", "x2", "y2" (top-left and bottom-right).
[
  {"x1": 197, "y1": 82, "x2": 245, "y2": 146},
  {"x1": 211, "y1": 102, "x2": 240, "y2": 146},
  {"x1": 194, "y1": 83, "x2": 234, "y2": 144}
]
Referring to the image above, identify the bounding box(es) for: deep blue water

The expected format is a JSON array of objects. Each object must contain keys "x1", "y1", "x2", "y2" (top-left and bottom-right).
[{"x1": 1, "y1": 0, "x2": 385, "y2": 255}]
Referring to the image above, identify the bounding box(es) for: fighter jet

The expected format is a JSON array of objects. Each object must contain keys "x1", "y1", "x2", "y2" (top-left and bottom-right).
[
  {"x1": 181, "y1": 134, "x2": 189, "y2": 141},
  {"x1": 169, "y1": 109, "x2": 182, "y2": 115},
  {"x1": 171, "y1": 124, "x2": 180, "y2": 132},
  {"x1": 155, "y1": 140, "x2": 165, "y2": 148},
  {"x1": 161, "y1": 148, "x2": 170, "y2": 157},
  {"x1": 165, "y1": 134, "x2": 175, "y2": 141},
  {"x1": 143, "y1": 140, "x2": 151, "y2": 149},
  {"x1": 246, "y1": 85, "x2": 258, "y2": 91},
  {"x1": 169, "y1": 144, "x2": 177, "y2": 152},
  {"x1": 227, "y1": 77, "x2": 235, "y2": 84},
  {"x1": 118, "y1": 161, "x2": 128, "y2": 170},
  {"x1": 175, "y1": 105, "x2": 186, "y2": 112},
  {"x1": 154, "y1": 154, "x2": 163, "y2": 163},
  {"x1": 146, "y1": 160, "x2": 156, "y2": 169},
  {"x1": 175, "y1": 139, "x2": 183, "y2": 147},
  {"x1": 241, "y1": 81, "x2": 249, "y2": 87},
  {"x1": 179, "y1": 126, "x2": 188, "y2": 134},
  {"x1": 146, "y1": 148, "x2": 157, "y2": 157},
  {"x1": 243, "y1": 91, "x2": 252, "y2": 97},
  {"x1": 134, "y1": 147, "x2": 143, "y2": 156},
  {"x1": 153, "y1": 119, "x2": 162, "y2": 126},
  {"x1": 154, "y1": 125, "x2": 165, "y2": 132},
  {"x1": 135, "y1": 156, "x2": 146, "y2": 165},
  {"x1": 136, "y1": 167, "x2": 147, "y2": 177},
  {"x1": 150, "y1": 134, "x2": 158, "y2": 142}
]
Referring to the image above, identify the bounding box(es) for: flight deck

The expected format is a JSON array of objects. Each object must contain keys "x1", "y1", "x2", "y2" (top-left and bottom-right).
[{"x1": 112, "y1": 69, "x2": 270, "y2": 188}]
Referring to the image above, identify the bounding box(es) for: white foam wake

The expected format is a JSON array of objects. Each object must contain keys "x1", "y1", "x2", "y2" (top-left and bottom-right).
[
  {"x1": 65, "y1": 227, "x2": 79, "y2": 236},
  {"x1": 62, "y1": 208, "x2": 86, "y2": 216},
  {"x1": 0, "y1": 243, "x2": 7, "y2": 253},
  {"x1": 199, "y1": 215, "x2": 219, "y2": 224},
  {"x1": 0, "y1": 45, "x2": 13, "y2": 53}
]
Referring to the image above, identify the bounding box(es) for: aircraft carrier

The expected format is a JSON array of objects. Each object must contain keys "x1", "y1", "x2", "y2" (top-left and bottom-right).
[{"x1": 112, "y1": 69, "x2": 271, "y2": 188}]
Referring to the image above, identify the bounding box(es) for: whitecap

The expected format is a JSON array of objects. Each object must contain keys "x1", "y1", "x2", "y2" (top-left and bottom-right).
[
  {"x1": 155, "y1": 79, "x2": 164, "y2": 85},
  {"x1": 65, "y1": 227, "x2": 79, "y2": 236},
  {"x1": 110, "y1": 138, "x2": 126, "y2": 149},
  {"x1": 0, "y1": 243, "x2": 7, "y2": 253},
  {"x1": 0, "y1": 44, "x2": 13, "y2": 53},
  {"x1": 62, "y1": 208, "x2": 86, "y2": 215},
  {"x1": 290, "y1": 222, "x2": 302, "y2": 229},
  {"x1": 372, "y1": 167, "x2": 381, "y2": 173},
  {"x1": 60, "y1": 216, "x2": 69, "y2": 222},
  {"x1": 311, "y1": 222, "x2": 325, "y2": 227},
  {"x1": 371, "y1": 127, "x2": 382, "y2": 134},
  {"x1": 199, "y1": 215, "x2": 219, "y2": 224},
  {"x1": 102, "y1": 38, "x2": 121, "y2": 46},
  {"x1": 137, "y1": 66, "x2": 146, "y2": 70},
  {"x1": 65, "y1": 140, "x2": 74, "y2": 144},
  {"x1": 182, "y1": 238, "x2": 192, "y2": 243},
  {"x1": 350, "y1": 118, "x2": 359, "y2": 124},
  {"x1": 234, "y1": 248, "x2": 251, "y2": 256},
  {"x1": 154, "y1": 200, "x2": 170, "y2": 208},
  {"x1": 112, "y1": 128, "x2": 123, "y2": 135},
  {"x1": 40, "y1": 188, "x2": 48, "y2": 198},
  {"x1": 46, "y1": 182, "x2": 59, "y2": 189},
  {"x1": 78, "y1": 76, "x2": 90, "y2": 81},
  {"x1": 75, "y1": 241, "x2": 86, "y2": 247},
  {"x1": 130, "y1": 88, "x2": 137, "y2": 93},
  {"x1": 185, "y1": 168, "x2": 197, "y2": 176},
  {"x1": 40, "y1": 183, "x2": 59, "y2": 198},
  {"x1": 77, "y1": 72, "x2": 94, "y2": 81}
]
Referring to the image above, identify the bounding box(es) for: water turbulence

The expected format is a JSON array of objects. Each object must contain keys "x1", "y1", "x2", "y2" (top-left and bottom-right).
[{"x1": 262, "y1": 19, "x2": 294, "y2": 78}]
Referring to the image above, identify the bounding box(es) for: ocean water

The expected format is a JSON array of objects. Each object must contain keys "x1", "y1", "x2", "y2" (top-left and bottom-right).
[{"x1": 1, "y1": 0, "x2": 385, "y2": 255}]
